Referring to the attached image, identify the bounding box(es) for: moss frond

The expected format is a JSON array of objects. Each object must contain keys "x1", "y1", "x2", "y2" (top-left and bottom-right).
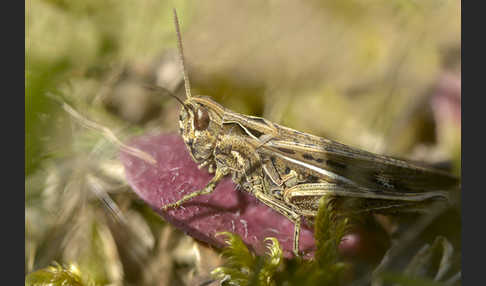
[
  {"x1": 25, "y1": 262, "x2": 89, "y2": 286},
  {"x1": 258, "y1": 238, "x2": 284, "y2": 286},
  {"x1": 212, "y1": 233, "x2": 286, "y2": 286},
  {"x1": 212, "y1": 198, "x2": 354, "y2": 286},
  {"x1": 211, "y1": 232, "x2": 256, "y2": 286},
  {"x1": 314, "y1": 196, "x2": 350, "y2": 268},
  {"x1": 216, "y1": 232, "x2": 256, "y2": 271},
  {"x1": 261, "y1": 238, "x2": 283, "y2": 272}
]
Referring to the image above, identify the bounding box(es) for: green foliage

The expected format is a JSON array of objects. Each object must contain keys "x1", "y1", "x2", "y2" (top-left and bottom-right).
[
  {"x1": 375, "y1": 236, "x2": 460, "y2": 286},
  {"x1": 210, "y1": 200, "x2": 461, "y2": 286},
  {"x1": 25, "y1": 1, "x2": 461, "y2": 284},
  {"x1": 211, "y1": 233, "x2": 283, "y2": 286},
  {"x1": 379, "y1": 272, "x2": 446, "y2": 286},
  {"x1": 25, "y1": 57, "x2": 71, "y2": 176},
  {"x1": 271, "y1": 198, "x2": 351, "y2": 286},
  {"x1": 25, "y1": 1, "x2": 187, "y2": 283},
  {"x1": 25, "y1": 263, "x2": 90, "y2": 286},
  {"x1": 403, "y1": 236, "x2": 453, "y2": 281},
  {"x1": 25, "y1": 0, "x2": 190, "y2": 175},
  {"x1": 314, "y1": 197, "x2": 350, "y2": 268},
  {"x1": 211, "y1": 198, "x2": 351, "y2": 286}
]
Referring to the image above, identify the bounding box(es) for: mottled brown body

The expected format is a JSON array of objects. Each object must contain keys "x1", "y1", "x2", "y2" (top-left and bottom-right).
[{"x1": 162, "y1": 10, "x2": 460, "y2": 256}]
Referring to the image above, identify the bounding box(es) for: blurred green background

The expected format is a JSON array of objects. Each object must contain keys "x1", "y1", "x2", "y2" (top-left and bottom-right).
[{"x1": 25, "y1": 0, "x2": 460, "y2": 285}]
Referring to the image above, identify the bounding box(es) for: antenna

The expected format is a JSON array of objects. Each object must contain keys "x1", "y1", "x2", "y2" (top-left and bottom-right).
[
  {"x1": 173, "y1": 8, "x2": 192, "y2": 99},
  {"x1": 142, "y1": 84, "x2": 189, "y2": 112}
]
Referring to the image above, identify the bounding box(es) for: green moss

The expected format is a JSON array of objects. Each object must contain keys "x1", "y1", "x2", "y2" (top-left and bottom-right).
[
  {"x1": 25, "y1": 263, "x2": 88, "y2": 286},
  {"x1": 211, "y1": 198, "x2": 351, "y2": 286}
]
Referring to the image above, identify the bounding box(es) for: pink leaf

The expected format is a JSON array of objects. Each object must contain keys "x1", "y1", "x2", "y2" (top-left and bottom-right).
[{"x1": 120, "y1": 133, "x2": 316, "y2": 258}]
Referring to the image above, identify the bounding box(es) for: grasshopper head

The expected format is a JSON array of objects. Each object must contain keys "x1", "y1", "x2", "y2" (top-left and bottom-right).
[{"x1": 179, "y1": 98, "x2": 223, "y2": 167}]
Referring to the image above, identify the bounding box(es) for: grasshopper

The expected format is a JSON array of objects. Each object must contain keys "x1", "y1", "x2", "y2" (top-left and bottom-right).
[{"x1": 162, "y1": 9, "x2": 459, "y2": 256}]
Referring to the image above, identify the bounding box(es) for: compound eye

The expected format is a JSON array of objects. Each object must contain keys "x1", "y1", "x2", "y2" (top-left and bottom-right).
[{"x1": 194, "y1": 107, "x2": 210, "y2": 130}]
